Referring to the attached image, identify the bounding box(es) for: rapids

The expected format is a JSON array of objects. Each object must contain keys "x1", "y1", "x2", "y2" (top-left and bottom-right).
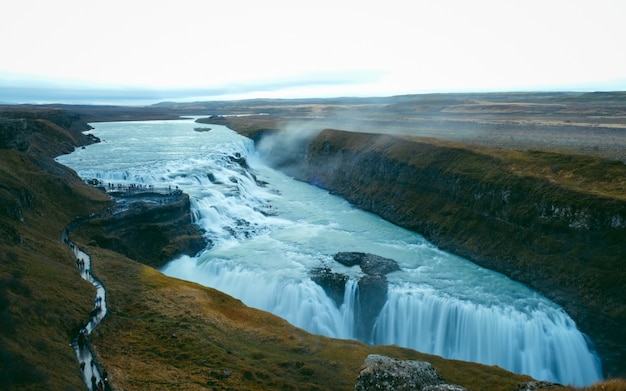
[{"x1": 56, "y1": 119, "x2": 602, "y2": 386}]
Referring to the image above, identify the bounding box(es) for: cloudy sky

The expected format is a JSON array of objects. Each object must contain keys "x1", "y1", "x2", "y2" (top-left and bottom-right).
[{"x1": 1, "y1": 0, "x2": 625, "y2": 104}]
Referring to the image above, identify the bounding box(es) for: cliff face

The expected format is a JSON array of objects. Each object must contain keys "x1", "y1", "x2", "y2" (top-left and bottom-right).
[
  {"x1": 73, "y1": 194, "x2": 207, "y2": 269},
  {"x1": 0, "y1": 108, "x2": 98, "y2": 157},
  {"x1": 257, "y1": 128, "x2": 626, "y2": 378},
  {"x1": 0, "y1": 109, "x2": 102, "y2": 246}
]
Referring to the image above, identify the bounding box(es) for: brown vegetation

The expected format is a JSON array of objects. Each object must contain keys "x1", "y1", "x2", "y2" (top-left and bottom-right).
[
  {"x1": 1, "y1": 95, "x2": 625, "y2": 390},
  {"x1": 0, "y1": 111, "x2": 111, "y2": 389},
  {"x1": 79, "y1": 245, "x2": 539, "y2": 391}
]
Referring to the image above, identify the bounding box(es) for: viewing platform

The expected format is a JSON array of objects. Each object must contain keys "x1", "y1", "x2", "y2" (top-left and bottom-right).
[
  {"x1": 85, "y1": 179, "x2": 183, "y2": 198},
  {"x1": 83, "y1": 179, "x2": 185, "y2": 214},
  {"x1": 104, "y1": 183, "x2": 183, "y2": 198}
]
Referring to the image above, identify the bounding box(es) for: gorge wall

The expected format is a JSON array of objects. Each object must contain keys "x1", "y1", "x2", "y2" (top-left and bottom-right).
[
  {"x1": 73, "y1": 193, "x2": 207, "y2": 269},
  {"x1": 252, "y1": 127, "x2": 626, "y2": 379}
]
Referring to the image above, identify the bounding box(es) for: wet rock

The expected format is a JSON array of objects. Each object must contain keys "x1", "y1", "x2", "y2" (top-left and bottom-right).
[
  {"x1": 311, "y1": 252, "x2": 401, "y2": 341},
  {"x1": 309, "y1": 266, "x2": 347, "y2": 307},
  {"x1": 333, "y1": 252, "x2": 362, "y2": 267},
  {"x1": 360, "y1": 254, "x2": 400, "y2": 275},
  {"x1": 356, "y1": 274, "x2": 388, "y2": 340},
  {"x1": 207, "y1": 172, "x2": 220, "y2": 183},
  {"x1": 333, "y1": 252, "x2": 399, "y2": 275},
  {"x1": 228, "y1": 153, "x2": 249, "y2": 169}
]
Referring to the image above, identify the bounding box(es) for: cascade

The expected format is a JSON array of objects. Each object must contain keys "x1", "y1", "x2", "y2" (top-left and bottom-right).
[
  {"x1": 373, "y1": 284, "x2": 601, "y2": 386},
  {"x1": 56, "y1": 119, "x2": 603, "y2": 386}
]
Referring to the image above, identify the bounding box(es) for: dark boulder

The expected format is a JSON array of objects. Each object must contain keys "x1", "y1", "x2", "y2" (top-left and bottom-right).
[
  {"x1": 333, "y1": 252, "x2": 362, "y2": 267},
  {"x1": 228, "y1": 153, "x2": 249, "y2": 169},
  {"x1": 311, "y1": 252, "x2": 401, "y2": 341},
  {"x1": 333, "y1": 252, "x2": 400, "y2": 275},
  {"x1": 356, "y1": 274, "x2": 389, "y2": 341}
]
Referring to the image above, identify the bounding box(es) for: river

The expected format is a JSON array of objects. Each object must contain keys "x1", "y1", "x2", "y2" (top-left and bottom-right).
[{"x1": 56, "y1": 118, "x2": 602, "y2": 386}]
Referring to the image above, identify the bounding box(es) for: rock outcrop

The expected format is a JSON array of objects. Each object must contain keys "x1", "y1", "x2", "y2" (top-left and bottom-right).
[
  {"x1": 334, "y1": 252, "x2": 400, "y2": 275},
  {"x1": 311, "y1": 252, "x2": 399, "y2": 341},
  {"x1": 73, "y1": 193, "x2": 207, "y2": 269},
  {"x1": 354, "y1": 354, "x2": 466, "y2": 391},
  {"x1": 0, "y1": 118, "x2": 31, "y2": 151},
  {"x1": 309, "y1": 266, "x2": 348, "y2": 307}
]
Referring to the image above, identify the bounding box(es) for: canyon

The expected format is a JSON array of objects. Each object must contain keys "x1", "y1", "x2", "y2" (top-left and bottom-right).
[{"x1": 1, "y1": 93, "x2": 625, "y2": 389}]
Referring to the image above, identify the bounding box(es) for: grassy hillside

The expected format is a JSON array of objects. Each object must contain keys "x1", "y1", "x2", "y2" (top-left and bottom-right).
[
  {"x1": 1, "y1": 100, "x2": 625, "y2": 390},
  {"x1": 0, "y1": 116, "x2": 112, "y2": 389}
]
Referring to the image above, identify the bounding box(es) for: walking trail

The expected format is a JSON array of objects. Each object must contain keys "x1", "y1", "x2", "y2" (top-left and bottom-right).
[
  {"x1": 63, "y1": 230, "x2": 111, "y2": 391},
  {"x1": 61, "y1": 183, "x2": 182, "y2": 390}
]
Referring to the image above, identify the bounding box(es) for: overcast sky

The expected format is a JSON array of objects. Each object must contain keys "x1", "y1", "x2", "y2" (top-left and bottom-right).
[{"x1": 1, "y1": 0, "x2": 625, "y2": 104}]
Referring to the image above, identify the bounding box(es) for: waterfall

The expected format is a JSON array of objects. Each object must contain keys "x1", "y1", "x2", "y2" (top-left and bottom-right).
[
  {"x1": 57, "y1": 119, "x2": 604, "y2": 387},
  {"x1": 372, "y1": 284, "x2": 601, "y2": 386},
  {"x1": 163, "y1": 256, "x2": 358, "y2": 339}
]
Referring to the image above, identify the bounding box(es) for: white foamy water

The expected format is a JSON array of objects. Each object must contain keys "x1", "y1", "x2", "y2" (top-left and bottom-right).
[{"x1": 56, "y1": 119, "x2": 602, "y2": 386}]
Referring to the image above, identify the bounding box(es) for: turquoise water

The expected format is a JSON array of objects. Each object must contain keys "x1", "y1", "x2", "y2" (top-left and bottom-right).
[{"x1": 57, "y1": 119, "x2": 602, "y2": 386}]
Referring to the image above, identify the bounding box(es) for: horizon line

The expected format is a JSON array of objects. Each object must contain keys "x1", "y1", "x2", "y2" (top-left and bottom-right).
[{"x1": 2, "y1": 89, "x2": 625, "y2": 107}]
